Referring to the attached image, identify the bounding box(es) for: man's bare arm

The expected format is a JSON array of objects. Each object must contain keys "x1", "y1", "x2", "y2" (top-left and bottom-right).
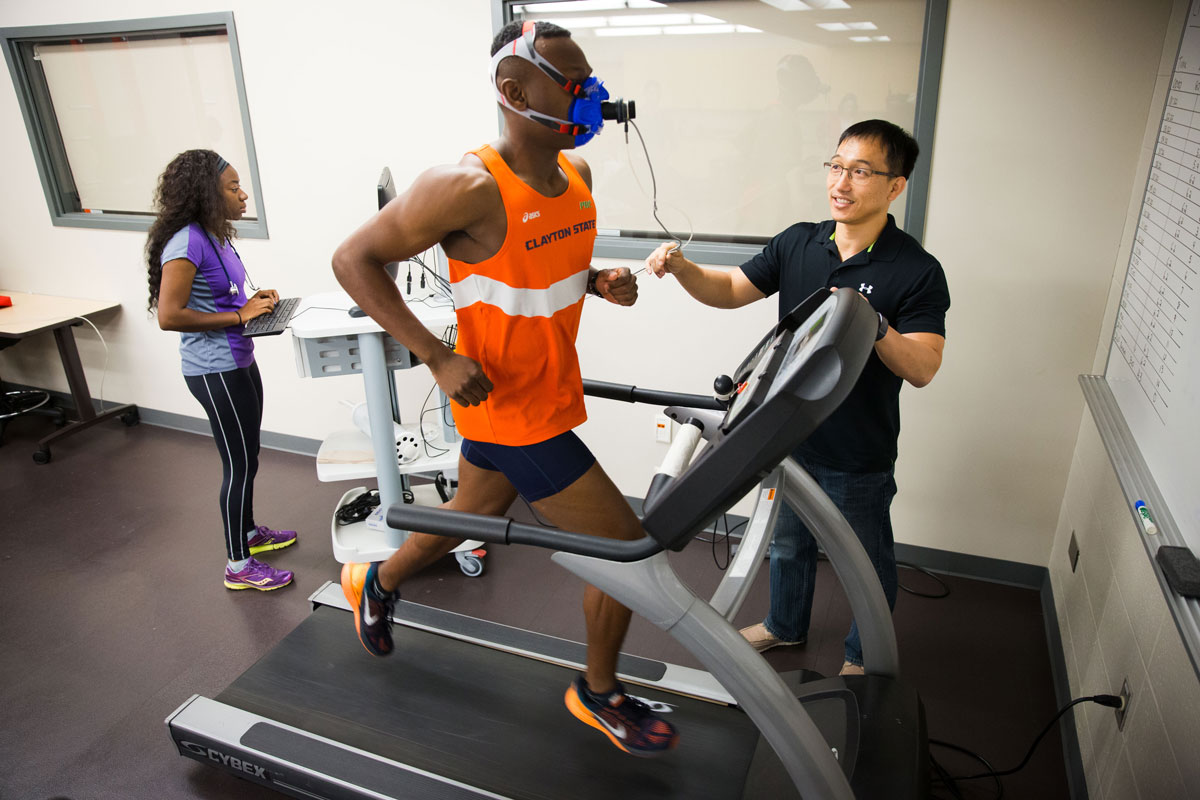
[
  {"x1": 875, "y1": 330, "x2": 944, "y2": 388},
  {"x1": 332, "y1": 165, "x2": 498, "y2": 406},
  {"x1": 644, "y1": 242, "x2": 765, "y2": 309}
]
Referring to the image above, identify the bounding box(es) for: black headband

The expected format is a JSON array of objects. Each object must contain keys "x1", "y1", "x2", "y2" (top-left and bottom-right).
[{"x1": 215, "y1": 155, "x2": 229, "y2": 175}]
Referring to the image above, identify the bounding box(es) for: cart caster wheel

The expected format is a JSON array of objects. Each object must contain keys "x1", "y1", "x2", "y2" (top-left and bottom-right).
[
  {"x1": 458, "y1": 554, "x2": 485, "y2": 577},
  {"x1": 402, "y1": 489, "x2": 415, "y2": 504},
  {"x1": 33, "y1": 449, "x2": 51, "y2": 465},
  {"x1": 120, "y1": 409, "x2": 140, "y2": 426}
]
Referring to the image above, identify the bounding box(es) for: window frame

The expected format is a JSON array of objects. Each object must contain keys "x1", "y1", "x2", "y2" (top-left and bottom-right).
[
  {"x1": 495, "y1": 0, "x2": 947, "y2": 265},
  {"x1": 1, "y1": 12, "x2": 269, "y2": 238}
]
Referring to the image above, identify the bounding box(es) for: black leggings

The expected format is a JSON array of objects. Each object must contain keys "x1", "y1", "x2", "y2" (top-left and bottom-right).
[{"x1": 184, "y1": 363, "x2": 263, "y2": 561}]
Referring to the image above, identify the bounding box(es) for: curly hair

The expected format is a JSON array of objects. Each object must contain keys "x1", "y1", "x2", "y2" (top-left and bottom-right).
[{"x1": 145, "y1": 149, "x2": 235, "y2": 311}]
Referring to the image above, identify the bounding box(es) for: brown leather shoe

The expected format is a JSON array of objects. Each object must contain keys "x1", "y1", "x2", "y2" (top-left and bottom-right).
[{"x1": 739, "y1": 622, "x2": 806, "y2": 653}]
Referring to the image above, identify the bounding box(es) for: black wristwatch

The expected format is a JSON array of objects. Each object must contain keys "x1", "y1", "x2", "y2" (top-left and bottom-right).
[
  {"x1": 586, "y1": 270, "x2": 603, "y2": 297},
  {"x1": 875, "y1": 312, "x2": 889, "y2": 341}
]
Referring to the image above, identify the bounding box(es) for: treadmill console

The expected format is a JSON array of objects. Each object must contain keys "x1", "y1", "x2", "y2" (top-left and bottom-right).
[
  {"x1": 721, "y1": 293, "x2": 838, "y2": 433},
  {"x1": 642, "y1": 289, "x2": 876, "y2": 551}
]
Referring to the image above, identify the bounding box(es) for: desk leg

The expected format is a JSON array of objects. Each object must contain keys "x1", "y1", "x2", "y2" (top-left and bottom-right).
[
  {"x1": 33, "y1": 323, "x2": 138, "y2": 463},
  {"x1": 359, "y1": 332, "x2": 407, "y2": 550},
  {"x1": 54, "y1": 323, "x2": 96, "y2": 421}
]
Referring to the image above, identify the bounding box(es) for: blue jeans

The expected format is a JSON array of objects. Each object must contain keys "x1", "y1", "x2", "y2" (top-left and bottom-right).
[{"x1": 763, "y1": 455, "x2": 898, "y2": 666}]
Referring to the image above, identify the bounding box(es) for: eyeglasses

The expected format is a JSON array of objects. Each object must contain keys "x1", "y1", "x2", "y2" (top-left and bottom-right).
[{"x1": 823, "y1": 162, "x2": 897, "y2": 184}]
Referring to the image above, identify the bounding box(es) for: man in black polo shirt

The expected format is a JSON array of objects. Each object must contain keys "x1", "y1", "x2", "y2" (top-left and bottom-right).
[{"x1": 645, "y1": 119, "x2": 949, "y2": 675}]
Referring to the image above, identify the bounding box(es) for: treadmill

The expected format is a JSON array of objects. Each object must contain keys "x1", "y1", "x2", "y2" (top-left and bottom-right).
[{"x1": 167, "y1": 288, "x2": 929, "y2": 799}]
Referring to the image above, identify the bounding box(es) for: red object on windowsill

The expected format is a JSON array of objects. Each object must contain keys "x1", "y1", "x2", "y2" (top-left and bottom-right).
[{"x1": 0, "y1": 295, "x2": 12, "y2": 307}]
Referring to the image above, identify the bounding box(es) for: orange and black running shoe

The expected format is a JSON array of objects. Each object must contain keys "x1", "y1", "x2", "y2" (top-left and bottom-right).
[
  {"x1": 340, "y1": 561, "x2": 398, "y2": 657},
  {"x1": 564, "y1": 675, "x2": 679, "y2": 757}
]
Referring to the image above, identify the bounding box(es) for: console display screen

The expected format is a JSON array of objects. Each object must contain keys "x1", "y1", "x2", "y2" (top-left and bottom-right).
[{"x1": 769, "y1": 295, "x2": 837, "y2": 398}]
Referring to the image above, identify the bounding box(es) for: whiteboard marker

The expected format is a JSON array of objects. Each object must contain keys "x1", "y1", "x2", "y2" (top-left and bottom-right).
[{"x1": 1134, "y1": 501, "x2": 1159, "y2": 535}]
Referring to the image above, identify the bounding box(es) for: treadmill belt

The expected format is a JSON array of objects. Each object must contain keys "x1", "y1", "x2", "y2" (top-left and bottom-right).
[{"x1": 218, "y1": 605, "x2": 762, "y2": 800}]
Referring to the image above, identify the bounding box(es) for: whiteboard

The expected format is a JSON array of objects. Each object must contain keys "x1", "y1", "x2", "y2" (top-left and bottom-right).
[
  {"x1": 36, "y1": 33, "x2": 256, "y2": 218},
  {"x1": 1106, "y1": 0, "x2": 1200, "y2": 554}
]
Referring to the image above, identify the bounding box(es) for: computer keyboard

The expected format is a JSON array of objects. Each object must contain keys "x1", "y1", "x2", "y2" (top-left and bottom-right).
[{"x1": 241, "y1": 297, "x2": 300, "y2": 337}]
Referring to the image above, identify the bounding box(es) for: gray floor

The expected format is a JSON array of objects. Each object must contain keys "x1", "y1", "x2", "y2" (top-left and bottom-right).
[{"x1": 0, "y1": 410, "x2": 1069, "y2": 799}]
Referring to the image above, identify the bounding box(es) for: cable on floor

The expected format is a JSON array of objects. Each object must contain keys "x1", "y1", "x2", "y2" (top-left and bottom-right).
[
  {"x1": 931, "y1": 694, "x2": 1124, "y2": 798},
  {"x1": 897, "y1": 561, "x2": 952, "y2": 599}
]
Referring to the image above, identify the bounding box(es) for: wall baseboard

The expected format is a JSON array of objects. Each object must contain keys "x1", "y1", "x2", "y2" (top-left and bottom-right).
[
  {"x1": 1040, "y1": 577, "x2": 1090, "y2": 800},
  {"x1": 7, "y1": 383, "x2": 322, "y2": 456}
]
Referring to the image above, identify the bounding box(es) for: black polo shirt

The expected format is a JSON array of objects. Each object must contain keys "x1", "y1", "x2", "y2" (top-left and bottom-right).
[{"x1": 740, "y1": 214, "x2": 949, "y2": 472}]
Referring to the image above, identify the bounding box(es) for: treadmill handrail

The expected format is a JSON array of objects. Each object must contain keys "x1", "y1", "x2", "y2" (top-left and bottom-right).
[
  {"x1": 385, "y1": 504, "x2": 665, "y2": 562},
  {"x1": 582, "y1": 378, "x2": 725, "y2": 410}
]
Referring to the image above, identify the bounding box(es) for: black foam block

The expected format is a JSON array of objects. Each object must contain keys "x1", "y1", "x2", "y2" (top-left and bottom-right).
[{"x1": 1156, "y1": 546, "x2": 1200, "y2": 599}]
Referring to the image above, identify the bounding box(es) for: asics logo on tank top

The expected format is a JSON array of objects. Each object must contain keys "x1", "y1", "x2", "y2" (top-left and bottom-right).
[{"x1": 522, "y1": 210, "x2": 541, "y2": 223}]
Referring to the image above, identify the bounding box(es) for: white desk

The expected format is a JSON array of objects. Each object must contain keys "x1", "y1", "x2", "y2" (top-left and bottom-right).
[
  {"x1": 290, "y1": 291, "x2": 474, "y2": 566},
  {"x1": 0, "y1": 290, "x2": 138, "y2": 462}
]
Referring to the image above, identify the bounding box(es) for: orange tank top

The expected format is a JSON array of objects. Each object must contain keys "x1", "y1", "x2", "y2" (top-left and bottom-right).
[{"x1": 448, "y1": 144, "x2": 597, "y2": 445}]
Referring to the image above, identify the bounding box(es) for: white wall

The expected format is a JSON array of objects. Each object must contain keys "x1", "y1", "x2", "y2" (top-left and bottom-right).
[
  {"x1": 0, "y1": 0, "x2": 500, "y2": 453},
  {"x1": 0, "y1": 0, "x2": 1181, "y2": 566},
  {"x1": 907, "y1": 0, "x2": 1175, "y2": 565},
  {"x1": 1046, "y1": 1, "x2": 1200, "y2": 797}
]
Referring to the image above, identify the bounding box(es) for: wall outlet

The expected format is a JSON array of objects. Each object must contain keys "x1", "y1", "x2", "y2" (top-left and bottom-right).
[
  {"x1": 1115, "y1": 678, "x2": 1131, "y2": 732},
  {"x1": 1069, "y1": 530, "x2": 1080, "y2": 573},
  {"x1": 655, "y1": 413, "x2": 673, "y2": 444}
]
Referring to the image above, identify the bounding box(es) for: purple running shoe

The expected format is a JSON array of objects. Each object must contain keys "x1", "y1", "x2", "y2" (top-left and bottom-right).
[
  {"x1": 224, "y1": 557, "x2": 293, "y2": 591},
  {"x1": 247, "y1": 525, "x2": 297, "y2": 555}
]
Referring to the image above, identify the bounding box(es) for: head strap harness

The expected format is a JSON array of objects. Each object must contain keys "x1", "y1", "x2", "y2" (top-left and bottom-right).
[
  {"x1": 490, "y1": 21, "x2": 589, "y2": 98},
  {"x1": 489, "y1": 21, "x2": 608, "y2": 143}
]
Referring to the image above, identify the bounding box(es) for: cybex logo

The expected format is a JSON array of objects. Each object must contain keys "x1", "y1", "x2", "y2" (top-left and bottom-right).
[
  {"x1": 859, "y1": 283, "x2": 873, "y2": 294},
  {"x1": 522, "y1": 210, "x2": 541, "y2": 222},
  {"x1": 180, "y1": 741, "x2": 268, "y2": 779}
]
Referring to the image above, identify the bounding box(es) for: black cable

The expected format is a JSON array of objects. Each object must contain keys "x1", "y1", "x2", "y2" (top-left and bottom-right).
[
  {"x1": 931, "y1": 739, "x2": 1003, "y2": 799},
  {"x1": 335, "y1": 489, "x2": 380, "y2": 525},
  {"x1": 930, "y1": 754, "x2": 968, "y2": 800},
  {"x1": 933, "y1": 694, "x2": 1123, "y2": 789},
  {"x1": 418, "y1": 381, "x2": 450, "y2": 459},
  {"x1": 696, "y1": 516, "x2": 749, "y2": 571},
  {"x1": 712, "y1": 514, "x2": 731, "y2": 570},
  {"x1": 897, "y1": 561, "x2": 952, "y2": 599},
  {"x1": 411, "y1": 293, "x2": 454, "y2": 310}
]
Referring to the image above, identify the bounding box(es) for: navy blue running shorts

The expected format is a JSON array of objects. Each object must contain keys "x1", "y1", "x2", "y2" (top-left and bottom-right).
[{"x1": 459, "y1": 431, "x2": 597, "y2": 502}]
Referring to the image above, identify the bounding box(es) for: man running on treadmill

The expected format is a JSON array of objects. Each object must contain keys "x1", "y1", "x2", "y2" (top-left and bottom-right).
[{"x1": 331, "y1": 20, "x2": 678, "y2": 758}]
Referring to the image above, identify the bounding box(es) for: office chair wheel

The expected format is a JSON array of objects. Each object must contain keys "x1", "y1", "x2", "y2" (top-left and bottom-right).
[
  {"x1": 120, "y1": 409, "x2": 140, "y2": 426},
  {"x1": 33, "y1": 448, "x2": 51, "y2": 465}
]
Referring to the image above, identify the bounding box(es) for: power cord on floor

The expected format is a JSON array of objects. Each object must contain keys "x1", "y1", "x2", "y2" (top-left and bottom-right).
[
  {"x1": 931, "y1": 694, "x2": 1124, "y2": 799},
  {"x1": 897, "y1": 561, "x2": 951, "y2": 599},
  {"x1": 813, "y1": 552, "x2": 953, "y2": 599}
]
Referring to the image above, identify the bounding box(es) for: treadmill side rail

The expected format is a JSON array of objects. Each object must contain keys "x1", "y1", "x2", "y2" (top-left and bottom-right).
[
  {"x1": 709, "y1": 467, "x2": 785, "y2": 620},
  {"x1": 168, "y1": 695, "x2": 511, "y2": 799},
  {"x1": 553, "y1": 550, "x2": 856, "y2": 800}
]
